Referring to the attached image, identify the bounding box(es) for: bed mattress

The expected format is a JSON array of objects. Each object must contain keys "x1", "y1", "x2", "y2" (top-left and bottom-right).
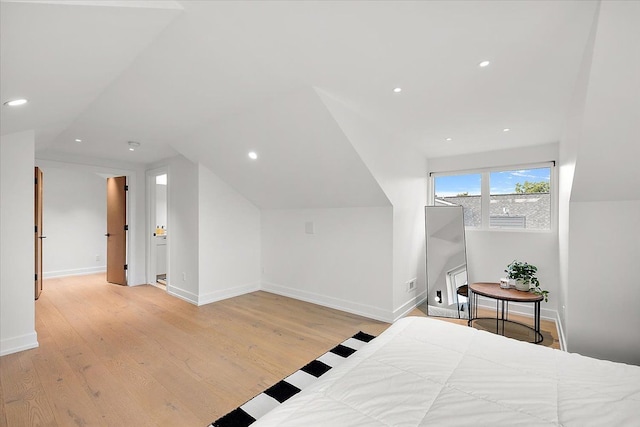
[{"x1": 254, "y1": 316, "x2": 640, "y2": 426}]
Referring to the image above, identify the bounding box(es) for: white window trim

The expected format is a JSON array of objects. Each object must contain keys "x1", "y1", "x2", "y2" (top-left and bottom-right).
[{"x1": 429, "y1": 161, "x2": 556, "y2": 233}]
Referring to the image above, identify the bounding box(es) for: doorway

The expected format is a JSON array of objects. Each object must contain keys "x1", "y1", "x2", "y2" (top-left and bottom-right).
[
  {"x1": 147, "y1": 167, "x2": 169, "y2": 290},
  {"x1": 34, "y1": 160, "x2": 139, "y2": 287}
]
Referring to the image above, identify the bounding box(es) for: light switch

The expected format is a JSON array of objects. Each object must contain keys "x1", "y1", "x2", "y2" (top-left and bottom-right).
[{"x1": 305, "y1": 221, "x2": 314, "y2": 235}]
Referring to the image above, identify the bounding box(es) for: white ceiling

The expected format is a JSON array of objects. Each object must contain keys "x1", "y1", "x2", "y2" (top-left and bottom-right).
[
  {"x1": 0, "y1": 0, "x2": 183, "y2": 162},
  {"x1": 175, "y1": 87, "x2": 391, "y2": 209},
  {"x1": 2, "y1": 1, "x2": 598, "y2": 171}
]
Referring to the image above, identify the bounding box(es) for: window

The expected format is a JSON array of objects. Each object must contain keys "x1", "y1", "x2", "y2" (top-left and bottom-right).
[
  {"x1": 432, "y1": 164, "x2": 553, "y2": 231},
  {"x1": 434, "y1": 173, "x2": 481, "y2": 227}
]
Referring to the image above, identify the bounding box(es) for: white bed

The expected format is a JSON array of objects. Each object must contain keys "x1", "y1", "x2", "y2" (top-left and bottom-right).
[{"x1": 254, "y1": 316, "x2": 640, "y2": 426}]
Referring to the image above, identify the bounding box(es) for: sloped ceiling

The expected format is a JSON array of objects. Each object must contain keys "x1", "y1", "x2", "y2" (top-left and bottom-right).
[
  {"x1": 570, "y1": 1, "x2": 640, "y2": 203},
  {"x1": 0, "y1": 0, "x2": 182, "y2": 160},
  {"x1": 1, "y1": 1, "x2": 601, "y2": 206},
  {"x1": 175, "y1": 87, "x2": 390, "y2": 209}
]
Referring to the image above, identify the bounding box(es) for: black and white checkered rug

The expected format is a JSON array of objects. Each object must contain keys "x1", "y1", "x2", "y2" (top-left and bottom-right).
[{"x1": 209, "y1": 331, "x2": 376, "y2": 427}]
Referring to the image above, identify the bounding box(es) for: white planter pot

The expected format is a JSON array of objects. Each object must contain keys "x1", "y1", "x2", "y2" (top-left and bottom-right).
[{"x1": 515, "y1": 279, "x2": 530, "y2": 292}]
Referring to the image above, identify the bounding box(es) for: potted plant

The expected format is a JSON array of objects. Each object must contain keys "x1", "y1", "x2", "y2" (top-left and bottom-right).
[{"x1": 504, "y1": 260, "x2": 549, "y2": 302}]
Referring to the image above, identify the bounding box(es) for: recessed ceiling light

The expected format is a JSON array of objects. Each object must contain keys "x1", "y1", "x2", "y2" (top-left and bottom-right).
[
  {"x1": 445, "y1": 137, "x2": 452, "y2": 141},
  {"x1": 3, "y1": 98, "x2": 28, "y2": 107},
  {"x1": 127, "y1": 141, "x2": 140, "y2": 152},
  {"x1": 75, "y1": 138, "x2": 82, "y2": 143},
  {"x1": 503, "y1": 128, "x2": 510, "y2": 132},
  {"x1": 479, "y1": 60, "x2": 491, "y2": 68},
  {"x1": 248, "y1": 151, "x2": 258, "y2": 160},
  {"x1": 393, "y1": 87, "x2": 402, "y2": 93}
]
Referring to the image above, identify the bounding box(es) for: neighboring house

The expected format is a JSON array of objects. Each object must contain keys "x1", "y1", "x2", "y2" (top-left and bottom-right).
[{"x1": 437, "y1": 193, "x2": 551, "y2": 229}]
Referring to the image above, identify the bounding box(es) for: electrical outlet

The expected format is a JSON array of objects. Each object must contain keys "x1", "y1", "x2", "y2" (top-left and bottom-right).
[
  {"x1": 182, "y1": 272, "x2": 187, "y2": 282},
  {"x1": 95, "y1": 255, "x2": 100, "y2": 262},
  {"x1": 406, "y1": 278, "x2": 416, "y2": 292}
]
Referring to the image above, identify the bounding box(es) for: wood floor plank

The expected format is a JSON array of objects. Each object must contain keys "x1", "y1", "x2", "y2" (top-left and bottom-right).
[
  {"x1": 1, "y1": 273, "x2": 559, "y2": 426},
  {"x1": 102, "y1": 355, "x2": 203, "y2": 426},
  {"x1": 31, "y1": 349, "x2": 105, "y2": 426},
  {"x1": 0, "y1": 351, "x2": 56, "y2": 427},
  {"x1": 60, "y1": 345, "x2": 156, "y2": 427},
  {"x1": 32, "y1": 292, "x2": 86, "y2": 353}
]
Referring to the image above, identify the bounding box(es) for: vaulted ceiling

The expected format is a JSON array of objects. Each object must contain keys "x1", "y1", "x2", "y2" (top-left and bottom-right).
[{"x1": 1, "y1": 0, "x2": 600, "y2": 206}]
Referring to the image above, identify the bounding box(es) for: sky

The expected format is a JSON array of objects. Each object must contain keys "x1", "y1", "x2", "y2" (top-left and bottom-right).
[{"x1": 435, "y1": 167, "x2": 550, "y2": 197}]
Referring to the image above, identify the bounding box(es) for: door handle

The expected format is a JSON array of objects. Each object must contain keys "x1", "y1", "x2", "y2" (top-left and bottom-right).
[
  {"x1": 105, "y1": 233, "x2": 111, "y2": 237},
  {"x1": 39, "y1": 236, "x2": 47, "y2": 239}
]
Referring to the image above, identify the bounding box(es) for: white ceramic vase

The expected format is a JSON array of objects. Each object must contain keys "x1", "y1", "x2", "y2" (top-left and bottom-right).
[{"x1": 515, "y1": 279, "x2": 530, "y2": 292}]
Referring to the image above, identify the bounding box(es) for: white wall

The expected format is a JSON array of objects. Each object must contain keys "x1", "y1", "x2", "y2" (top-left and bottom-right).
[
  {"x1": 316, "y1": 89, "x2": 428, "y2": 318},
  {"x1": 389, "y1": 165, "x2": 429, "y2": 318},
  {"x1": 570, "y1": 1, "x2": 640, "y2": 203},
  {"x1": 128, "y1": 168, "x2": 147, "y2": 286},
  {"x1": 38, "y1": 167, "x2": 107, "y2": 278},
  {"x1": 557, "y1": 2, "x2": 598, "y2": 332},
  {"x1": 0, "y1": 130, "x2": 38, "y2": 356},
  {"x1": 568, "y1": 201, "x2": 640, "y2": 364},
  {"x1": 262, "y1": 207, "x2": 394, "y2": 321},
  {"x1": 198, "y1": 163, "x2": 261, "y2": 304},
  {"x1": 166, "y1": 155, "x2": 199, "y2": 303},
  {"x1": 170, "y1": 87, "x2": 427, "y2": 321},
  {"x1": 465, "y1": 229, "x2": 558, "y2": 319},
  {"x1": 428, "y1": 143, "x2": 560, "y2": 320},
  {"x1": 562, "y1": 1, "x2": 640, "y2": 365},
  {"x1": 152, "y1": 157, "x2": 261, "y2": 307}
]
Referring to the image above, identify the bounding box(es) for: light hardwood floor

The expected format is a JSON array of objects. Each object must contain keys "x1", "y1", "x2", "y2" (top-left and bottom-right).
[{"x1": 1, "y1": 274, "x2": 558, "y2": 426}]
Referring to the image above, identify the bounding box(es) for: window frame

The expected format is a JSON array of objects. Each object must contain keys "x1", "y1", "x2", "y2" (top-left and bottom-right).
[{"x1": 429, "y1": 161, "x2": 556, "y2": 233}]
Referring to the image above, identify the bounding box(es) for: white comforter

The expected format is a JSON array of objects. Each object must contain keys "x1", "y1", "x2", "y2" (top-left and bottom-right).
[{"x1": 254, "y1": 316, "x2": 640, "y2": 426}]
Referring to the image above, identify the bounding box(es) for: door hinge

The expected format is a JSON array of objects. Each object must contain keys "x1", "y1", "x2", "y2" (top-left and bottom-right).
[
  {"x1": 35, "y1": 273, "x2": 38, "y2": 281},
  {"x1": 124, "y1": 264, "x2": 128, "y2": 271},
  {"x1": 35, "y1": 225, "x2": 38, "y2": 233},
  {"x1": 124, "y1": 184, "x2": 129, "y2": 191},
  {"x1": 124, "y1": 224, "x2": 129, "y2": 231},
  {"x1": 35, "y1": 177, "x2": 38, "y2": 185}
]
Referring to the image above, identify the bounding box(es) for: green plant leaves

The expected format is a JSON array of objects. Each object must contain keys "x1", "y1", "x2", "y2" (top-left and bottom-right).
[{"x1": 505, "y1": 260, "x2": 548, "y2": 302}]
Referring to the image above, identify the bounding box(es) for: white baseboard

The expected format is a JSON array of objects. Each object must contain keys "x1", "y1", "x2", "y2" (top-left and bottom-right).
[
  {"x1": 393, "y1": 290, "x2": 427, "y2": 321},
  {"x1": 198, "y1": 282, "x2": 261, "y2": 306},
  {"x1": 261, "y1": 281, "x2": 394, "y2": 323},
  {"x1": 0, "y1": 331, "x2": 39, "y2": 356},
  {"x1": 166, "y1": 285, "x2": 198, "y2": 305},
  {"x1": 556, "y1": 311, "x2": 567, "y2": 351},
  {"x1": 43, "y1": 266, "x2": 106, "y2": 279}
]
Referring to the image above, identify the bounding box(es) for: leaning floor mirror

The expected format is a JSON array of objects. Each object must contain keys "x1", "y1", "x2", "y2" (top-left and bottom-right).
[{"x1": 423, "y1": 206, "x2": 469, "y2": 319}]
